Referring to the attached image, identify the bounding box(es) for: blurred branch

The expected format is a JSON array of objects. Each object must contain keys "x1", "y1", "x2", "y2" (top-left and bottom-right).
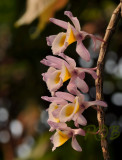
[
  {"x1": 95, "y1": 3, "x2": 121, "y2": 160},
  {"x1": 2, "y1": 141, "x2": 14, "y2": 160},
  {"x1": 120, "y1": 0, "x2": 122, "y2": 16}
]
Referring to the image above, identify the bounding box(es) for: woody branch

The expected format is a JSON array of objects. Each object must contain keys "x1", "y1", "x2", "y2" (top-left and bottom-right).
[{"x1": 95, "y1": 3, "x2": 121, "y2": 160}]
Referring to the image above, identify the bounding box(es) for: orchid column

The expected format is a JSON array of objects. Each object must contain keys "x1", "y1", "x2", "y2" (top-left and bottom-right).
[{"x1": 41, "y1": 11, "x2": 107, "y2": 152}]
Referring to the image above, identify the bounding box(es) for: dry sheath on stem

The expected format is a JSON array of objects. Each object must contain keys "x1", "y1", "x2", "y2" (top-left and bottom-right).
[{"x1": 96, "y1": 3, "x2": 121, "y2": 160}]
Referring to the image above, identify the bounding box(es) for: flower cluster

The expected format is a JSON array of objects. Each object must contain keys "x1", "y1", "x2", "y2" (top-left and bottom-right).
[{"x1": 41, "y1": 11, "x2": 107, "y2": 151}]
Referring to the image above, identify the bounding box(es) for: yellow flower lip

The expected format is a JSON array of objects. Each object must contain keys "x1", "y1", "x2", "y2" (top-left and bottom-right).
[
  {"x1": 67, "y1": 26, "x2": 76, "y2": 45},
  {"x1": 65, "y1": 105, "x2": 74, "y2": 117},
  {"x1": 59, "y1": 34, "x2": 66, "y2": 46},
  {"x1": 58, "y1": 130, "x2": 70, "y2": 146},
  {"x1": 61, "y1": 64, "x2": 71, "y2": 82},
  {"x1": 74, "y1": 97, "x2": 80, "y2": 113},
  {"x1": 59, "y1": 24, "x2": 76, "y2": 47},
  {"x1": 54, "y1": 72, "x2": 61, "y2": 84}
]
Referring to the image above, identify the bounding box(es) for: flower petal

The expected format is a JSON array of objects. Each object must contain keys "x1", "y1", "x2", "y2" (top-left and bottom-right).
[
  {"x1": 48, "y1": 103, "x2": 60, "y2": 123},
  {"x1": 59, "y1": 103, "x2": 75, "y2": 122},
  {"x1": 46, "y1": 70, "x2": 63, "y2": 92},
  {"x1": 55, "y1": 91, "x2": 75, "y2": 102},
  {"x1": 40, "y1": 58, "x2": 61, "y2": 69},
  {"x1": 51, "y1": 23, "x2": 76, "y2": 55},
  {"x1": 51, "y1": 130, "x2": 71, "y2": 151},
  {"x1": 66, "y1": 23, "x2": 76, "y2": 45},
  {"x1": 59, "y1": 97, "x2": 80, "y2": 123},
  {"x1": 46, "y1": 56, "x2": 69, "y2": 69},
  {"x1": 80, "y1": 31, "x2": 104, "y2": 50},
  {"x1": 83, "y1": 100, "x2": 107, "y2": 109},
  {"x1": 76, "y1": 77, "x2": 89, "y2": 93},
  {"x1": 52, "y1": 106, "x2": 62, "y2": 119},
  {"x1": 46, "y1": 35, "x2": 56, "y2": 46},
  {"x1": 74, "y1": 96, "x2": 80, "y2": 113},
  {"x1": 78, "y1": 93, "x2": 85, "y2": 104},
  {"x1": 72, "y1": 113, "x2": 87, "y2": 127},
  {"x1": 78, "y1": 68, "x2": 97, "y2": 79},
  {"x1": 77, "y1": 115, "x2": 87, "y2": 126},
  {"x1": 48, "y1": 121, "x2": 68, "y2": 132},
  {"x1": 52, "y1": 32, "x2": 68, "y2": 55},
  {"x1": 71, "y1": 136, "x2": 82, "y2": 152},
  {"x1": 64, "y1": 11, "x2": 81, "y2": 31},
  {"x1": 67, "y1": 77, "x2": 78, "y2": 95},
  {"x1": 50, "y1": 18, "x2": 68, "y2": 30},
  {"x1": 42, "y1": 67, "x2": 56, "y2": 81},
  {"x1": 76, "y1": 40, "x2": 90, "y2": 62},
  {"x1": 60, "y1": 63, "x2": 71, "y2": 82},
  {"x1": 41, "y1": 96, "x2": 68, "y2": 105},
  {"x1": 59, "y1": 52, "x2": 76, "y2": 68},
  {"x1": 73, "y1": 128, "x2": 85, "y2": 136}
]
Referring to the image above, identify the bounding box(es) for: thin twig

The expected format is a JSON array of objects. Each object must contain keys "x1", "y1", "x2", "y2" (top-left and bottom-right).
[{"x1": 95, "y1": 3, "x2": 121, "y2": 160}]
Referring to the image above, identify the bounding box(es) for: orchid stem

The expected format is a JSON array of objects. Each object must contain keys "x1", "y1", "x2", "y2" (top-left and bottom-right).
[{"x1": 95, "y1": 3, "x2": 121, "y2": 160}]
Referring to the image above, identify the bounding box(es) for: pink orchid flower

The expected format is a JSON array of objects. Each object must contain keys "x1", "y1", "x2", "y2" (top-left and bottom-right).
[
  {"x1": 47, "y1": 102, "x2": 64, "y2": 132},
  {"x1": 48, "y1": 121, "x2": 85, "y2": 152},
  {"x1": 42, "y1": 91, "x2": 107, "y2": 127},
  {"x1": 47, "y1": 11, "x2": 103, "y2": 61},
  {"x1": 41, "y1": 53, "x2": 97, "y2": 95}
]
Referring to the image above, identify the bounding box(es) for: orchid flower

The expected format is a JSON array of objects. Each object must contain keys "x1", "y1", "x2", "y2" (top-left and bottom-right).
[
  {"x1": 41, "y1": 10, "x2": 108, "y2": 153},
  {"x1": 42, "y1": 91, "x2": 107, "y2": 127},
  {"x1": 48, "y1": 121, "x2": 85, "y2": 151},
  {"x1": 41, "y1": 53, "x2": 97, "y2": 95},
  {"x1": 47, "y1": 11, "x2": 103, "y2": 61},
  {"x1": 47, "y1": 102, "x2": 64, "y2": 132}
]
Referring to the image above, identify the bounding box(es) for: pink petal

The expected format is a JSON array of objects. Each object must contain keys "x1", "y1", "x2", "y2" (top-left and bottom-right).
[
  {"x1": 83, "y1": 100, "x2": 107, "y2": 109},
  {"x1": 50, "y1": 18, "x2": 68, "y2": 30},
  {"x1": 51, "y1": 32, "x2": 68, "y2": 55},
  {"x1": 42, "y1": 72, "x2": 51, "y2": 82},
  {"x1": 46, "y1": 35, "x2": 56, "y2": 46},
  {"x1": 49, "y1": 126, "x2": 55, "y2": 132},
  {"x1": 52, "y1": 106, "x2": 62, "y2": 118},
  {"x1": 40, "y1": 59, "x2": 60, "y2": 69},
  {"x1": 52, "y1": 129, "x2": 71, "y2": 151},
  {"x1": 79, "y1": 31, "x2": 91, "y2": 39},
  {"x1": 48, "y1": 103, "x2": 60, "y2": 124},
  {"x1": 59, "y1": 103, "x2": 75, "y2": 122},
  {"x1": 80, "y1": 31, "x2": 103, "y2": 50},
  {"x1": 72, "y1": 114, "x2": 80, "y2": 127},
  {"x1": 41, "y1": 96, "x2": 68, "y2": 105},
  {"x1": 73, "y1": 128, "x2": 85, "y2": 136},
  {"x1": 59, "y1": 53, "x2": 76, "y2": 68},
  {"x1": 78, "y1": 68, "x2": 97, "y2": 79},
  {"x1": 46, "y1": 71, "x2": 63, "y2": 93},
  {"x1": 89, "y1": 34, "x2": 104, "y2": 50},
  {"x1": 71, "y1": 136, "x2": 82, "y2": 152},
  {"x1": 76, "y1": 40, "x2": 90, "y2": 62},
  {"x1": 67, "y1": 77, "x2": 79, "y2": 95},
  {"x1": 64, "y1": 11, "x2": 81, "y2": 31},
  {"x1": 78, "y1": 71, "x2": 85, "y2": 79},
  {"x1": 76, "y1": 77, "x2": 89, "y2": 93},
  {"x1": 46, "y1": 56, "x2": 70, "y2": 69},
  {"x1": 42, "y1": 67, "x2": 56, "y2": 81},
  {"x1": 67, "y1": 78, "x2": 84, "y2": 96},
  {"x1": 77, "y1": 115, "x2": 87, "y2": 126},
  {"x1": 55, "y1": 92, "x2": 75, "y2": 102},
  {"x1": 78, "y1": 93, "x2": 85, "y2": 104},
  {"x1": 48, "y1": 121, "x2": 68, "y2": 131}
]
